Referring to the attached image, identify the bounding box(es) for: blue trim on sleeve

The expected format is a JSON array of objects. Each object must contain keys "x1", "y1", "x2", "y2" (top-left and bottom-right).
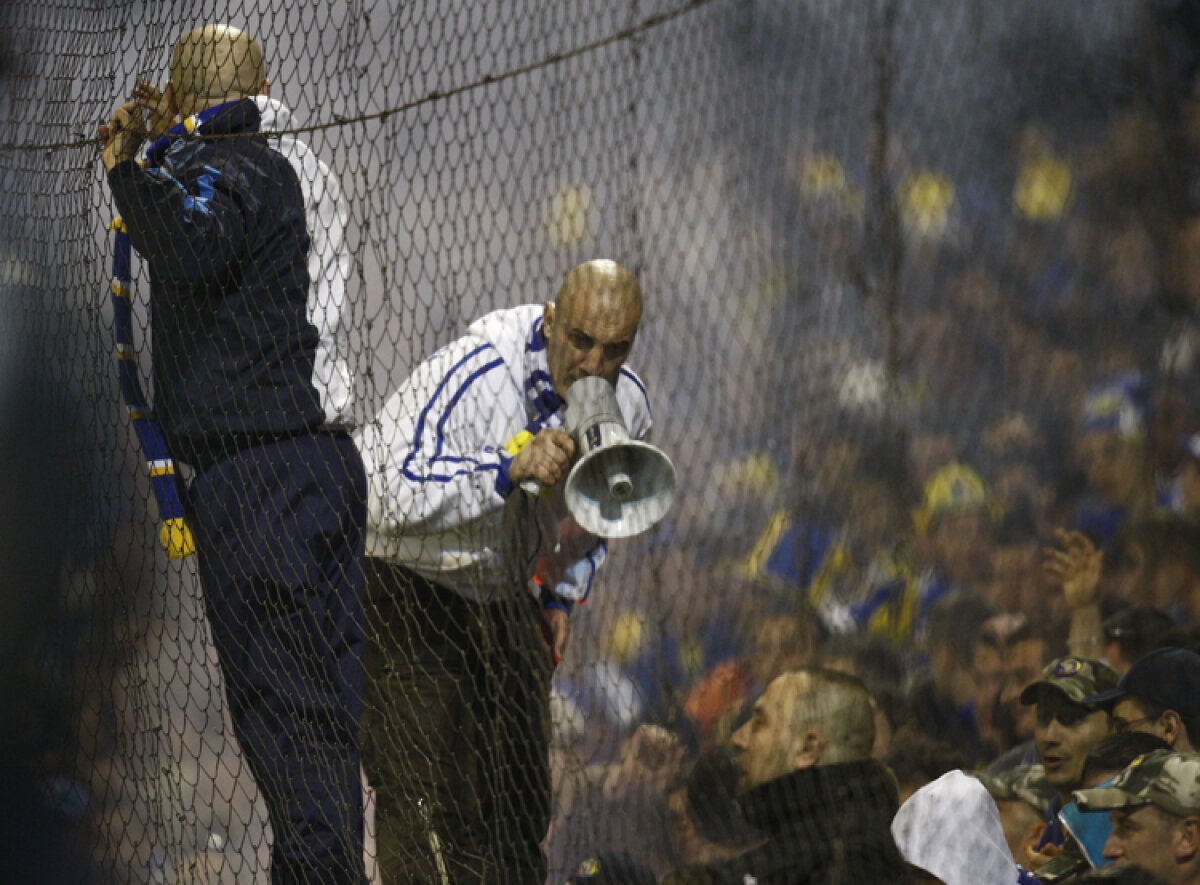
[{"x1": 620, "y1": 367, "x2": 651, "y2": 412}]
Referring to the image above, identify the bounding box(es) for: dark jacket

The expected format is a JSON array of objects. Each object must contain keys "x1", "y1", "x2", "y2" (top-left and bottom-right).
[
  {"x1": 663, "y1": 759, "x2": 917, "y2": 885},
  {"x1": 107, "y1": 98, "x2": 322, "y2": 469}
]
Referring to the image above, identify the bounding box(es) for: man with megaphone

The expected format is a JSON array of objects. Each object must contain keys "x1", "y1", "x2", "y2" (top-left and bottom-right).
[{"x1": 355, "y1": 259, "x2": 670, "y2": 885}]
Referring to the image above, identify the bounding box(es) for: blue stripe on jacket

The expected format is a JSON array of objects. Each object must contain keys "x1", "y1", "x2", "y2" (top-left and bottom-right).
[{"x1": 401, "y1": 343, "x2": 505, "y2": 483}]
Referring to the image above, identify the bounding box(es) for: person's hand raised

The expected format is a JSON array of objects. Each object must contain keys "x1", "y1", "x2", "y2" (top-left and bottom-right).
[
  {"x1": 1043, "y1": 527, "x2": 1102, "y2": 611},
  {"x1": 98, "y1": 101, "x2": 146, "y2": 172},
  {"x1": 132, "y1": 79, "x2": 178, "y2": 138}
]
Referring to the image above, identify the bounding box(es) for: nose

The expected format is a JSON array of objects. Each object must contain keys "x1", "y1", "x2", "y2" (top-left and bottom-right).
[
  {"x1": 580, "y1": 346, "x2": 605, "y2": 377},
  {"x1": 730, "y1": 725, "x2": 748, "y2": 750},
  {"x1": 1101, "y1": 832, "x2": 1122, "y2": 861},
  {"x1": 1041, "y1": 718, "x2": 1064, "y2": 743}
]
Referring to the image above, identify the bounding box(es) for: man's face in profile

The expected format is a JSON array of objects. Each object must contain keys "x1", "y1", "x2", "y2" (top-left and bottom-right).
[{"x1": 731, "y1": 674, "x2": 810, "y2": 791}]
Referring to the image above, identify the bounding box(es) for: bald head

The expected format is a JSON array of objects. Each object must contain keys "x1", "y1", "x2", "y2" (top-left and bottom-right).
[
  {"x1": 554, "y1": 259, "x2": 643, "y2": 322},
  {"x1": 543, "y1": 259, "x2": 643, "y2": 392},
  {"x1": 781, "y1": 668, "x2": 877, "y2": 763},
  {"x1": 170, "y1": 25, "x2": 266, "y2": 116}
]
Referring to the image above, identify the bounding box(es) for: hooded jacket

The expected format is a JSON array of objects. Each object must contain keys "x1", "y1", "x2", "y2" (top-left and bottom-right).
[
  {"x1": 355, "y1": 304, "x2": 652, "y2": 602},
  {"x1": 892, "y1": 769, "x2": 1029, "y2": 885},
  {"x1": 107, "y1": 98, "x2": 323, "y2": 469}
]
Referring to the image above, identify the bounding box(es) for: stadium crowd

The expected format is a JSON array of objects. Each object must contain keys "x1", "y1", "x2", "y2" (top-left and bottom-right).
[{"x1": 540, "y1": 11, "x2": 1200, "y2": 884}]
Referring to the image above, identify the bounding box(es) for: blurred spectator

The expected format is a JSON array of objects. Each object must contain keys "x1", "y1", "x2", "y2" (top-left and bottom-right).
[
  {"x1": 992, "y1": 617, "x2": 1072, "y2": 770},
  {"x1": 986, "y1": 528, "x2": 1050, "y2": 617},
  {"x1": 547, "y1": 724, "x2": 686, "y2": 878},
  {"x1": 884, "y1": 734, "x2": 970, "y2": 804},
  {"x1": 891, "y1": 770, "x2": 1028, "y2": 885},
  {"x1": 905, "y1": 592, "x2": 998, "y2": 764},
  {"x1": 1132, "y1": 516, "x2": 1200, "y2": 621},
  {"x1": 911, "y1": 463, "x2": 1001, "y2": 600},
  {"x1": 662, "y1": 668, "x2": 914, "y2": 884},
  {"x1": 1163, "y1": 624, "x2": 1200, "y2": 655},
  {"x1": 1019, "y1": 657, "x2": 1119, "y2": 865},
  {"x1": 1072, "y1": 373, "x2": 1157, "y2": 544},
  {"x1": 1081, "y1": 647, "x2": 1200, "y2": 754},
  {"x1": 1175, "y1": 434, "x2": 1200, "y2": 516},
  {"x1": 975, "y1": 627, "x2": 1011, "y2": 751},
  {"x1": 822, "y1": 632, "x2": 906, "y2": 696},
  {"x1": 1074, "y1": 749, "x2": 1200, "y2": 884},
  {"x1": 973, "y1": 765, "x2": 1057, "y2": 869},
  {"x1": 1102, "y1": 606, "x2": 1178, "y2": 674},
  {"x1": 743, "y1": 609, "x2": 822, "y2": 694}
]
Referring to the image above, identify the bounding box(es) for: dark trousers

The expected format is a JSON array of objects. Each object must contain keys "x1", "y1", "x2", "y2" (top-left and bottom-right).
[
  {"x1": 362, "y1": 559, "x2": 553, "y2": 885},
  {"x1": 187, "y1": 432, "x2": 368, "y2": 885}
]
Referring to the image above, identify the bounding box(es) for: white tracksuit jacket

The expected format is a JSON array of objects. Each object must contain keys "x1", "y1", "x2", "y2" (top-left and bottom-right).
[{"x1": 354, "y1": 304, "x2": 653, "y2": 604}]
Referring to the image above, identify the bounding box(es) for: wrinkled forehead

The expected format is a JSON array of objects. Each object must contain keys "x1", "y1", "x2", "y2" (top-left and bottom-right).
[{"x1": 559, "y1": 282, "x2": 641, "y2": 327}]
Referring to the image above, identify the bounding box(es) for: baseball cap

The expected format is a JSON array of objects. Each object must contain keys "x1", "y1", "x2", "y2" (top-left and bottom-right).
[
  {"x1": 1019, "y1": 656, "x2": 1120, "y2": 706},
  {"x1": 971, "y1": 764, "x2": 1057, "y2": 815},
  {"x1": 912, "y1": 463, "x2": 1001, "y2": 535},
  {"x1": 1080, "y1": 647, "x2": 1200, "y2": 718},
  {"x1": 1074, "y1": 749, "x2": 1200, "y2": 818},
  {"x1": 566, "y1": 852, "x2": 657, "y2": 885},
  {"x1": 1080, "y1": 372, "x2": 1149, "y2": 443}
]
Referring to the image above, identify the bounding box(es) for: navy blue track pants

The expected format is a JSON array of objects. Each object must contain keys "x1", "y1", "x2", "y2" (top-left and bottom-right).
[{"x1": 187, "y1": 431, "x2": 367, "y2": 885}]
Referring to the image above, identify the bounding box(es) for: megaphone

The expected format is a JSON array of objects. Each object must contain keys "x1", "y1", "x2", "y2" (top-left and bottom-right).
[{"x1": 522, "y1": 376, "x2": 677, "y2": 538}]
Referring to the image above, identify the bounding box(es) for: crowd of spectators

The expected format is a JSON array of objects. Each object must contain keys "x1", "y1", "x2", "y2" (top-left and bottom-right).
[{"x1": 541, "y1": 7, "x2": 1200, "y2": 883}]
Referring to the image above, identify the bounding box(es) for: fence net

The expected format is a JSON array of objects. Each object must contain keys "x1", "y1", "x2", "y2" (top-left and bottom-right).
[{"x1": 1, "y1": 0, "x2": 1199, "y2": 881}]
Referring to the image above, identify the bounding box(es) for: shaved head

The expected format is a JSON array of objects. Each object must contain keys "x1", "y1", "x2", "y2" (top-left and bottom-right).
[
  {"x1": 782, "y1": 668, "x2": 877, "y2": 763},
  {"x1": 170, "y1": 25, "x2": 266, "y2": 115},
  {"x1": 554, "y1": 259, "x2": 643, "y2": 322}
]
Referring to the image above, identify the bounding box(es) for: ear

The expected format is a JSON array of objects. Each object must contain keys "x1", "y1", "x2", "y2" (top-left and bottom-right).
[
  {"x1": 1177, "y1": 817, "x2": 1200, "y2": 863},
  {"x1": 543, "y1": 301, "x2": 556, "y2": 335},
  {"x1": 790, "y1": 729, "x2": 824, "y2": 770},
  {"x1": 1162, "y1": 710, "x2": 1185, "y2": 747},
  {"x1": 165, "y1": 81, "x2": 179, "y2": 117},
  {"x1": 258, "y1": 77, "x2": 270, "y2": 96}
]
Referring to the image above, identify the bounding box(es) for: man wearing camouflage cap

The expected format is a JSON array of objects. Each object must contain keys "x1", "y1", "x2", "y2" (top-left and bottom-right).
[
  {"x1": 1020, "y1": 657, "x2": 1120, "y2": 856},
  {"x1": 1074, "y1": 749, "x2": 1200, "y2": 884}
]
